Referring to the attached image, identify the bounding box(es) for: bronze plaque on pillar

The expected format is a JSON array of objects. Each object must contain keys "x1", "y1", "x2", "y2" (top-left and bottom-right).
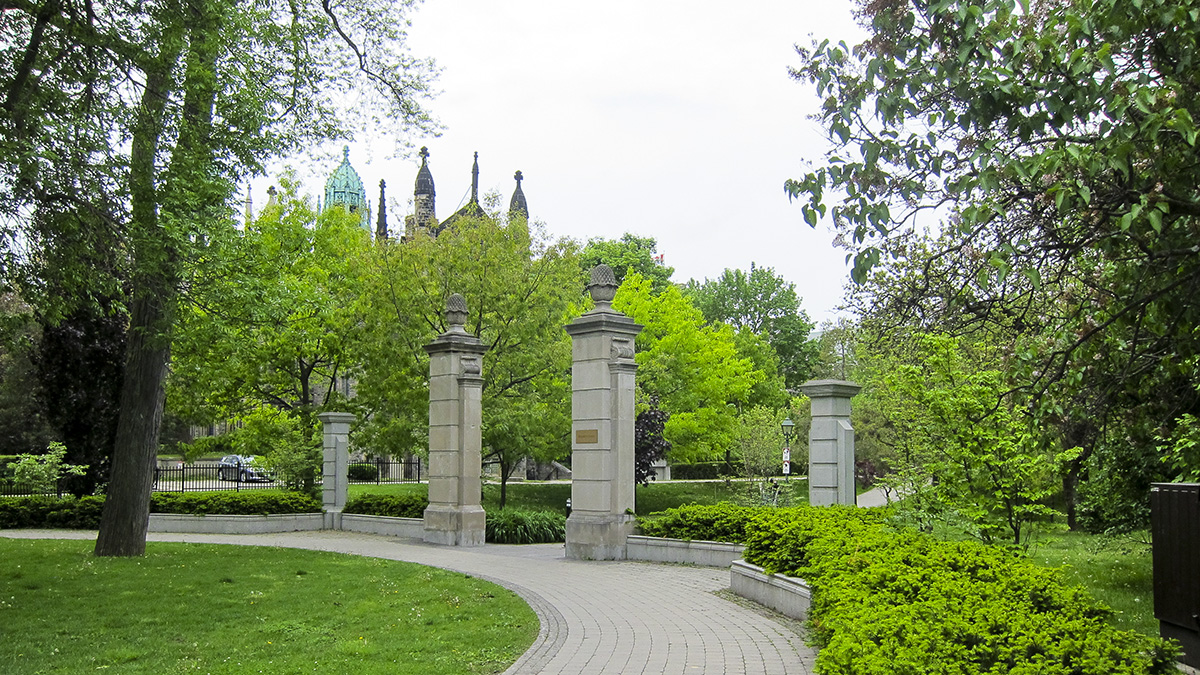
[{"x1": 575, "y1": 429, "x2": 599, "y2": 444}]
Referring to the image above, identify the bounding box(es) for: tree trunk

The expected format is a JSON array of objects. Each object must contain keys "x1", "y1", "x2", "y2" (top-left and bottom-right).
[
  {"x1": 1063, "y1": 463, "x2": 1081, "y2": 531},
  {"x1": 498, "y1": 456, "x2": 510, "y2": 509},
  {"x1": 95, "y1": 1, "x2": 221, "y2": 555},
  {"x1": 92, "y1": 35, "x2": 181, "y2": 557},
  {"x1": 94, "y1": 291, "x2": 171, "y2": 556}
]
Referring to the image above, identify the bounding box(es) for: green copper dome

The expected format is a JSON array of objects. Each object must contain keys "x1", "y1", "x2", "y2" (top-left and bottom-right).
[{"x1": 325, "y1": 146, "x2": 369, "y2": 226}]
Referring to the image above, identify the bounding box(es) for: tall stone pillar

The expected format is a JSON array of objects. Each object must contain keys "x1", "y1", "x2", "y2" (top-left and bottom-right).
[
  {"x1": 564, "y1": 265, "x2": 643, "y2": 560},
  {"x1": 799, "y1": 379, "x2": 861, "y2": 506},
  {"x1": 318, "y1": 411, "x2": 355, "y2": 530},
  {"x1": 423, "y1": 294, "x2": 488, "y2": 546}
]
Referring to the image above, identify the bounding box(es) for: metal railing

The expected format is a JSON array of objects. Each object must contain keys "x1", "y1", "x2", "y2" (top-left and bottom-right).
[{"x1": 346, "y1": 458, "x2": 422, "y2": 484}]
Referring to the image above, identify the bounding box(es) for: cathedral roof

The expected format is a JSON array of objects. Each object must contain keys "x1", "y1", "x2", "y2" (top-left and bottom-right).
[
  {"x1": 415, "y1": 146, "x2": 435, "y2": 197},
  {"x1": 325, "y1": 146, "x2": 366, "y2": 205}
]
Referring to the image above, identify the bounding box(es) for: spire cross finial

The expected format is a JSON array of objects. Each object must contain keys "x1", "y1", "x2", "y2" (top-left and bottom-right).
[
  {"x1": 514, "y1": 170, "x2": 523, "y2": 183},
  {"x1": 342, "y1": 146, "x2": 350, "y2": 161},
  {"x1": 419, "y1": 146, "x2": 430, "y2": 161}
]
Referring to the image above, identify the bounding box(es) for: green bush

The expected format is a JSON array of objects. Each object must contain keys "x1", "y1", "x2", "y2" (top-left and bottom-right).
[
  {"x1": 0, "y1": 492, "x2": 320, "y2": 528},
  {"x1": 645, "y1": 504, "x2": 1176, "y2": 674},
  {"x1": 485, "y1": 509, "x2": 565, "y2": 544},
  {"x1": 343, "y1": 492, "x2": 428, "y2": 518},
  {"x1": 150, "y1": 491, "x2": 320, "y2": 515},
  {"x1": 347, "y1": 463, "x2": 380, "y2": 482},
  {"x1": 637, "y1": 502, "x2": 762, "y2": 542},
  {"x1": 0, "y1": 495, "x2": 106, "y2": 529}
]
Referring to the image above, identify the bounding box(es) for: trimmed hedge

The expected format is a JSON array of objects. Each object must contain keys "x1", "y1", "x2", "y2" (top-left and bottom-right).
[
  {"x1": 347, "y1": 463, "x2": 379, "y2": 481},
  {"x1": 150, "y1": 491, "x2": 320, "y2": 515},
  {"x1": 637, "y1": 502, "x2": 762, "y2": 542},
  {"x1": 486, "y1": 509, "x2": 565, "y2": 544},
  {"x1": 641, "y1": 503, "x2": 1177, "y2": 675},
  {"x1": 0, "y1": 492, "x2": 321, "y2": 528},
  {"x1": 0, "y1": 495, "x2": 106, "y2": 529},
  {"x1": 343, "y1": 492, "x2": 428, "y2": 518}
]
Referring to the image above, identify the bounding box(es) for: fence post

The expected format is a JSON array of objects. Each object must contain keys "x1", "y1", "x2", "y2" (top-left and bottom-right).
[{"x1": 318, "y1": 412, "x2": 355, "y2": 530}]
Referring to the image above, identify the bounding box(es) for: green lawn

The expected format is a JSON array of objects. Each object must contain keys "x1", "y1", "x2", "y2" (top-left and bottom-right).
[
  {"x1": 349, "y1": 478, "x2": 809, "y2": 514},
  {"x1": 0, "y1": 539, "x2": 536, "y2": 674},
  {"x1": 1027, "y1": 530, "x2": 1158, "y2": 638}
]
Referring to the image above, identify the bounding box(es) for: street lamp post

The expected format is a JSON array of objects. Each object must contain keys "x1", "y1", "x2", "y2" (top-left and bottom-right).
[{"x1": 780, "y1": 417, "x2": 794, "y2": 482}]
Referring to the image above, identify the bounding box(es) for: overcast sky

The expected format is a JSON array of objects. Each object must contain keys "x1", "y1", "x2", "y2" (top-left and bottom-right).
[{"x1": 274, "y1": 1, "x2": 867, "y2": 323}]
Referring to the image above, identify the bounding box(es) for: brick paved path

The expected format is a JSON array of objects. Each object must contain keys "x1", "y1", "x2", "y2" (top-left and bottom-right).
[{"x1": 2, "y1": 529, "x2": 816, "y2": 674}]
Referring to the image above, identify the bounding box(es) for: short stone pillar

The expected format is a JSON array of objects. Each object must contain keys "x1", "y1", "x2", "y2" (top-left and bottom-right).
[
  {"x1": 799, "y1": 379, "x2": 861, "y2": 506},
  {"x1": 423, "y1": 293, "x2": 488, "y2": 546},
  {"x1": 564, "y1": 265, "x2": 643, "y2": 560},
  {"x1": 318, "y1": 412, "x2": 355, "y2": 529}
]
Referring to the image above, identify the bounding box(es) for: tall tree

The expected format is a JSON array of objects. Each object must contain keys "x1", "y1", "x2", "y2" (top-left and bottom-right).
[
  {"x1": 581, "y1": 233, "x2": 675, "y2": 293},
  {"x1": 685, "y1": 265, "x2": 819, "y2": 389},
  {"x1": 789, "y1": 0, "x2": 1200, "y2": 524},
  {"x1": 614, "y1": 274, "x2": 762, "y2": 462},
  {"x1": 169, "y1": 183, "x2": 371, "y2": 433},
  {"x1": 0, "y1": 0, "x2": 436, "y2": 555}
]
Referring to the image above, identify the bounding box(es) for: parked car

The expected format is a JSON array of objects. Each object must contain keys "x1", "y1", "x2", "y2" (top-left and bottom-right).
[{"x1": 218, "y1": 455, "x2": 272, "y2": 482}]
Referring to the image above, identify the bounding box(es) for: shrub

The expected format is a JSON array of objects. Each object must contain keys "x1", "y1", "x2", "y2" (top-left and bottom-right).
[
  {"x1": 0, "y1": 495, "x2": 106, "y2": 529},
  {"x1": 745, "y1": 507, "x2": 1175, "y2": 675},
  {"x1": 343, "y1": 492, "x2": 428, "y2": 518},
  {"x1": 637, "y1": 502, "x2": 762, "y2": 542},
  {"x1": 485, "y1": 509, "x2": 565, "y2": 544},
  {"x1": 6, "y1": 442, "x2": 87, "y2": 494},
  {"x1": 644, "y1": 504, "x2": 1175, "y2": 674},
  {"x1": 150, "y1": 491, "x2": 321, "y2": 515},
  {"x1": 347, "y1": 463, "x2": 380, "y2": 482}
]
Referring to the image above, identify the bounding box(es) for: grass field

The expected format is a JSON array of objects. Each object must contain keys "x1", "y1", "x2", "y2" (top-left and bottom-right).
[
  {"x1": 1027, "y1": 530, "x2": 1158, "y2": 638},
  {"x1": 0, "y1": 539, "x2": 536, "y2": 674},
  {"x1": 348, "y1": 478, "x2": 810, "y2": 514}
]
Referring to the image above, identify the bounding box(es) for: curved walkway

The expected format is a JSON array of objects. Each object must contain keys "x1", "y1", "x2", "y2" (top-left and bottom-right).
[{"x1": 2, "y1": 530, "x2": 816, "y2": 674}]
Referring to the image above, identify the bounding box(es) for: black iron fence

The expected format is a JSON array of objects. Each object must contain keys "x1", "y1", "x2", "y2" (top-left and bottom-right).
[
  {"x1": 347, "y1": 458, "x2": 423, "y2": 484},
  {"x1": 1, "y1": 457, "x2": 424, "y2": 497}
]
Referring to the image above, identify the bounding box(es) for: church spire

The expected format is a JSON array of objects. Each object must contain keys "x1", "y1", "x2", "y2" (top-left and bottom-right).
[
  {"x1": 376, "y1": 179, "x2": 388, "y2": 241},
  {"x1": 509, "y1": 170, "x2": 528, "y2": 220},
  {"x1": 470, "y1": 151, "x2": 479, "y2": 205},
  {"x1": 413, "y1": 146, "x2": 436, "y2": 230}
]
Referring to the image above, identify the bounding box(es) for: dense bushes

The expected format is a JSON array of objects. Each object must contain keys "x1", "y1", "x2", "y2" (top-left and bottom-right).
[
  {"x1": 150, "y1": 491, "x2": 320, "y2": 515},
  {"x1": 347, "y1": 463, "x2": 380, "y2": 481},
  {"x1": 486, "y1": 509, "x2": 565, "y2": 544},
  {"x1": 0, "y1": 495, "x2": 106, "y2": 529},
  {"x1": 641, "y1": 503, "x2": 1176, "y2": 674},
  {"x1": 637, "y1": 502, "x2": 762, "y2": 542},
  {"x1": 0, "y1": 492, "x2": 321, "y2": 528},
  {"x1": 343, "y1": 492, "x2": 428, "y2": 518}
]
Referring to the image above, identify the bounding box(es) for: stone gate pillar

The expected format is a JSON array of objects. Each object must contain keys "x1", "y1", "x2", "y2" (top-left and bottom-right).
[
  {"x1": 423, "y1": 294, "x2": 488, "y2": 546},
  {"x1": 318, "y1": 411, "x2": 355, "y2": 530},
  {"x1": 799, "y1": 379, "x2": 861, "y2": 506},
  {"x1": 564, "y1": 265, "x2": 643, "y2": 560}
]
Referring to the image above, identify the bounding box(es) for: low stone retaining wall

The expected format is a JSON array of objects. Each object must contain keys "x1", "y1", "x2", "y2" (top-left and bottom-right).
[
  {"x1": 730, "y1": 560, "x2": 812, "y2": 620},
  {"x1": 340, "y1": 514, "x2": 424, "y2": 538},
  {"x1": 147, "y1": 513, "x2": 324, "y2": 534},
  {"x1": 626, "y1": 535, "x2": 745, "y2": 567}
]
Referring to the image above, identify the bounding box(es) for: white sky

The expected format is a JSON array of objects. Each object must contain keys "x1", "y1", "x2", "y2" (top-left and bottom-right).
[{"x1": 270, "y1": 0, "x2": 867, "y2": 323}]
